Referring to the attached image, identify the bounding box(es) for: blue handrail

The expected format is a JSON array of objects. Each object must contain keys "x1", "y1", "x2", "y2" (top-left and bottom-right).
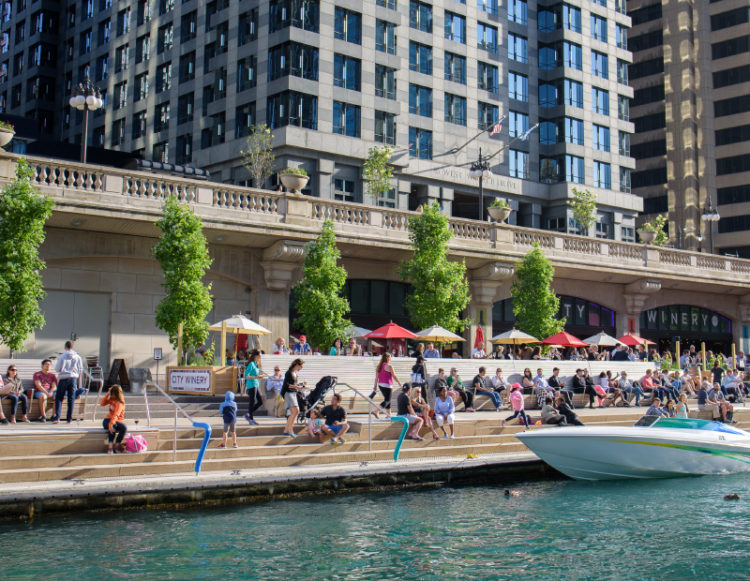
[
  {"x1": 192, "y1": 421, "x2": 212, "y2": 474},
  {"x1": 391, "y1": 416, "x2": 409, "y2": 462}
]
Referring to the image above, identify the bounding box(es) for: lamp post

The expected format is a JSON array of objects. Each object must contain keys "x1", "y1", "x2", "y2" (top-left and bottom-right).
[
  {"x1": 68, "y1": 77, "x2": 103, "y2": 164},
  {"x1": 469, "y1": 148, "x2": 492, "y2": 220},
  {"x1": 700, "y1": 199, "x2": 720, "y2": 254}
]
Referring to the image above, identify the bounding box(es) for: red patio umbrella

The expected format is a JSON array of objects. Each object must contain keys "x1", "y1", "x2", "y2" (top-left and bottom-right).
[
  {"x1": 540, "y1": 331, "x2": 588, "y2": 347},
  {"x1": 364, "y1": 321, "x2": 418, "y2": 340},
  {"x1": 474, "y1": 326, "x2": 485, "y2": 350},
  {"x1": 617, "y1": 333, "x2": 656, "y2": 346}
]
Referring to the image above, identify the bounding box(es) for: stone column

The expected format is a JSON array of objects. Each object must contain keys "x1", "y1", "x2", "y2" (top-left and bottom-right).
[
  {"x1": 736, "y1": 299, "x2": 750, "y2": 354},
  {"x1": 465, "y1": 262, "x2": 514, "y2": 357},
  {"x1": 621, "y1": 278, "x2": 661, "y2": 336},
  {"x1": 258, "y1": 240, "x2": 306, "y2": 350}
]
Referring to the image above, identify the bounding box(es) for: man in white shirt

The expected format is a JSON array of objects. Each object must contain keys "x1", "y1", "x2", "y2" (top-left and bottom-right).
[
  {"x1": 471, "y1": 345, "x2": 486, "y2": 359},
  {"x1": 52, "y1": 341, "x2": 84, "y2": 424}
]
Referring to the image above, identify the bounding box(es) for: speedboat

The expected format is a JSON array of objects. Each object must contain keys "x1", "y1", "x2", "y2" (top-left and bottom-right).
[{"x1": 515, "y1": 417, "x2": 750, "y2": 480}]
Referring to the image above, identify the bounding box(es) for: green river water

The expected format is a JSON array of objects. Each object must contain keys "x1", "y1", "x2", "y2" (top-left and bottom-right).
[{"x1": 3, "y1": 474, "x2": 750, "y2": 580}]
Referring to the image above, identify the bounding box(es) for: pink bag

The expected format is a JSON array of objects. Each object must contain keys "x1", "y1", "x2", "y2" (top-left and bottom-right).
[{"x1": 124, "y1": 433, "x2": 148, "y2": 453}]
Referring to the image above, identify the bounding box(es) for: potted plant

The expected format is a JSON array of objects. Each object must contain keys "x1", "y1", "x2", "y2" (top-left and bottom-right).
[
  {"x1": 279, "y1": 167, "x2": 309, "y2": 195},
  {"x1": 0, "y1": 120, "x2": 15, "y2": 147},
  {"x1": 637, "y1": 215, "x2": 667, "y2": 245},
  {"x1": 487, "y1": 198, "x2": 511, "y2": 222}
]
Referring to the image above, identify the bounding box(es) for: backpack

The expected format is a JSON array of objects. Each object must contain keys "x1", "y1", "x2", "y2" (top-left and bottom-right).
[{"x1": 124, "y1": 433, "x2": 148, "y2": 453}]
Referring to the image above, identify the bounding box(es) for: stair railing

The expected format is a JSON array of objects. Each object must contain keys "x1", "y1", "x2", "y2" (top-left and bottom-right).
[
  {"x1": 143, "y1": 380, "x2": 212, "y2": 473},
  {"x1": 82, "y1": 368, "x2": 105, "y2": 422}
]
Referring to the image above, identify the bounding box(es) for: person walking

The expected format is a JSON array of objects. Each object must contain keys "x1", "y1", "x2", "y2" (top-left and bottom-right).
[
  {"x1": 244, "y1": 349, "x2": 264, "y2": 426},
  {"x1": 502, "y1": 383, "x2": 530, "y2": 429},
  {"x1": 100, "y1": 384, "x2": 127, "y2": 454},
  {"x1": 52, "y1": 341, "x2": 83, "y2": 424},
  {"x1": 281, "y1": 359, "x2": 306, "y2": 437},
  {"x1": 371, "y1": 353, "x2": 401, "y2": 418}
]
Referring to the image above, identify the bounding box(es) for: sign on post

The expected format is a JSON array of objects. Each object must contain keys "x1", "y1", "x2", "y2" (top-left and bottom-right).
[{"x1": 167, "y1": 367, "x2": 213, "y2": 395}]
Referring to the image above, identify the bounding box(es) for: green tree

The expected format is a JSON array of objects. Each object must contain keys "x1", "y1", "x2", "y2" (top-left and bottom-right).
[
  {"x1": 293, "y1": 220, "x2": 351, "y2": 350},
  {"x1": 0, "y1": 159, "x2": 54, "y2": 353},
  {"x1": 399, "y1": 202, "x2": 471, "y2": 332},
  {"x1": 241, "y1": 124, "x2": 275, "y2": 189},
  {"x1": 570, "y1": 187, "x2": 597, "y2": 235},
  {"x1": 510, "y1": 244, "x2": 565, "y2": 340},
  {"x1": 362, "y1": 146, "x2": 394, "y2": 204},
  {"x1": 153, "y1": 195, "x2": 213, "y2": 362}
]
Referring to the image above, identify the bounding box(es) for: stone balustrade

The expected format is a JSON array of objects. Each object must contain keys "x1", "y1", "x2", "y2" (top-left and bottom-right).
[{"x1": 2, "y1": 151, "x2": 749, "y2": 286}]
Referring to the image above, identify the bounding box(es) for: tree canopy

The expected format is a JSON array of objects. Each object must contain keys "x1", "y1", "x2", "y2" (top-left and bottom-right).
[
  {"x1": 152, "y1": 195, "x2": 213, "y2": 361},
  {"x1": 362, "y1": 146, "x2": 394, "y2": 203},
  {"x1": 241, "y1": 124, "x2": 275, "y2": 189},
  {"x1": 570, "y1": 187, "x2": 597, "y2": 235},
  {"x1": 510, "y1": 244, "x2": 565, "y2": 340},
  {"x1": 0, "y1": 159, "x2": 54, "y2": 352},
  {"x1": 399, "y1": 202, "x2": 470, "y2": 333},
  {"x1": 293, "y1": 220, "x2": 351, "y2": 349}
]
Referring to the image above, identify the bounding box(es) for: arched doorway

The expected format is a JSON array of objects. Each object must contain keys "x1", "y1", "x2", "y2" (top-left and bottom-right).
[
  {"x1": 639, "y1": 305, "x2": 733, "y2": 355},
  {"x1": 493, "y1": 296, "x2": 616, "y2": 338}
]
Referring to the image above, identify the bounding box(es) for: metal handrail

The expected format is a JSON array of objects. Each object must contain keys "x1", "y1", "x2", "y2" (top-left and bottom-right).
[
  {"x1": 82, "y1": 368, "x2": 104, "y2": 422},
  {"x1": 143, "y1": 380, "x2": 212, "y2": 474},
  {"x1": 335, "y1": 381, "x2": 389, "y2": 453}
]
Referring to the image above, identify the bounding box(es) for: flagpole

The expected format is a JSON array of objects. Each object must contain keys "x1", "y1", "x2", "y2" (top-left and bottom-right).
[
  {"x1": 485, "y1": 123, "x2": 540, "y2": 163},
  {"x1": 449, "y1": 116, "x2": 506, "y2": 155}
]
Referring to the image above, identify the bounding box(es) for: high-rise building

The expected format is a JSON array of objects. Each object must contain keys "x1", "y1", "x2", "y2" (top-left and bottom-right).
[
  {"x1": 628, "y1": 0, "x2": 750, "y2": 254},
  {"x1": 1, "y1": 0, "x2": 642, "y2": 239}
]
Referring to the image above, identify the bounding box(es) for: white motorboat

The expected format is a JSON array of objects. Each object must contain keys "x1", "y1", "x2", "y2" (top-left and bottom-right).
[{"x1": 515, "y1": 417, "x2": 750, "y2": 480}]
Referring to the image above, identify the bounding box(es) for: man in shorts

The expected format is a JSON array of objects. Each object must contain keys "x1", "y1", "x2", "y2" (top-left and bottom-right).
[
  {"x1": 321, "y1": 393, "x2": 349, "y2": 445},
  {"x1": 31, "y1": 359, "x2": 57, "y2": 422},
  {"x1": 396, "y1": 384, "x2": 424, "y2": 440}
]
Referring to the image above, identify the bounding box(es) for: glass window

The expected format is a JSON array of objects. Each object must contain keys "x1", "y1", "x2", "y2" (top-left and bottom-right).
[
  {"x1": 377, "y1": 0, "x2": 397, "y2": 8},
  {"x1": 564, "y1": 117, "x2": 584, "y2": 145},
  {"x1": 445, "y1": 93, "x2": 467, "y2": 125},
  {"x1": 616, "y1": 24, "x2": 627, "y2": 49},
  {"x1": 334, "y1": 7, "x2": 361, "y2": 44},
  {"x1": 540, "y1": 157, "x2": 560, "y2": 183},
  {"x1": 593, "y1": 0, "x2": 607, "y2": 6},
  {"x1": 444, "y1": 11, "x2": 466, "y2": 43},
  {"x1": 618, "y1": 131, "x2": 630, "y2": 156},
  {"x1": 508, "y1": 33, "x2": 528, "y2": 63},
  {"x1": 538, "y1": 9, "x2": 555, "y2": 32},
  {"x1": 564, "y1": 79, "x2": 583, "y2": 107},
  {"x1": 267, "y1": 91, "x2": 318, "y2": 130},
  {"x1": 593, "y1": 87, "x2": 610, "y2": 115},
  {"x1": 539, "y1": 121, "x2": 557, "y2": 145},
  {"x1": 334, "y1": 54, "x2": 361, "y2": 91},
  {"x1": 478, "y1": 62, "x2": 498, "y2": 92},
  {"x1": 409, "y1": 127, "x2": 432, "y2": 159},
  {"x1": 333, "y1": 177, "x2": 356, "y2": 202},
  {"x1": 509, "y1": 150, "x2": 529, "y2": 179},
  {"x1": 620, "y1": 167, "x2": 631, "y2": 193},
  {"x1": 617, "y1": 59, "x2": 628, "y2": 84},
  {"x1": 539, "y1": 83, "x2": 557, "y2": 107},
  {"x1": 409, "y1": 42, "x2": 432, "y2": 74},
  {"x1": 618, "y1": 95, "x2": 629, "y2": 121},
  {"x1": 333, "y1": 101, "x2": 361, "y2": 137},
  {"x1": 509, "y1": 71, "x2": 528, "y2": 102},
  {"x1": 509, "y1": 111, "x2": 529, "y2": 138},
  {"x1": 478, "y1": 0, "x2": 498, "y2": 16},
  {"x1": 375, "y1": 110, "x2": 396, "y2": 145},
  {"x1": 508, "y1": 0, "x2": 527, "y2": 24},
  {"x1": 564, "y1": 42, "x2": 582, "y2": 70},
  {"x1": 478, "y1": 22, "x2": 498, "y2": 53},
  {"x1": 563, "y1": 4, "x2": 582, "y2": 32},
  {"x1": 444, "y1": 52, "x2": 467, "y2": 84},
  {"x1": 269, "y1": 0, "x2": 319, "y2": 33},
  {"x1": 478, "y1": 102, "x2": 499, "y2": 129},
  {"x1": 615, "y1": 0, "x2": 626, "y2": 15},
  {"x1": 409, "y1": 84, "x2": 432, "y2": 117},
  {"x1": 539, "y1": 44, "x2": 556, "y2": 70},
  {"x1": 591, "y1": 14, "x2": 607, "y2": 42},
  {"x1": 268, "y1": 42, "x2": 319, "y2": 82},
  {"x1": 376, "y1": 20, "x2": 396, "y2": 54},
  {"x1": 594, "y1": 161, "x2": 611, "y2": 189},
  {"x1": 409, "y1": 0, "x2": 432, "y2": 33},
  {"x1": 592, "y1": 51, "x2": 609, "y2": 78},
  {"x1": 375, "y1": 65, "x2": 397, "y2": 99},
  {"x1": 593, "y1": 124, "x2": 610, "y2": 151},
  {"x1": 565, "y1": 155, "x2": 585, "y2": 184}
]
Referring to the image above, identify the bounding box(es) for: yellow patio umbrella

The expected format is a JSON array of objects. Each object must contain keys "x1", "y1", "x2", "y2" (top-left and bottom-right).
[
  {"x1": 489, "y1": 328, "x2": 539, "y2": 359},
  {"x1": 415, "y1": 325, "x2": 466, "y2": 343},
  {"x1": 208, "y1": 314, "x2": 271, "y2": 365}
]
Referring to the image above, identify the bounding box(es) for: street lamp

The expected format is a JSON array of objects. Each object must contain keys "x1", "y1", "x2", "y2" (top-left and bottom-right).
[
  {"x1": 469, "y1": 148, "x2": 493, "y2": 220},
  {"x1": 68, "y1": 77, "x2": 103, "y2": 163},
  {"x1": 700, "y1": 199, "x2": 720, "y2": 254}
]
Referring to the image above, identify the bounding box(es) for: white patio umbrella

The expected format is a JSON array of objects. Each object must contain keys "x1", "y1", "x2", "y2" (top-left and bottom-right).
[
  {"x1": 415, "y1": 325, "x2": 466, "y2": 343},
  {"x1": 582, "y1": 331, "x2": 624, "y2": 347},
  {"x1": 490, "y1": 328, "x2": 539, "y2": 345},
  {"x1": 209, "y1": 314, "x2": 271, "y2": 365}
]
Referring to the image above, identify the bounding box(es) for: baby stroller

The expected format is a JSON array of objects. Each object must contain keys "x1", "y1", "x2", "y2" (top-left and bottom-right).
[{"x1": 297, "y1": 375, "x2": 338, "y2": 423}]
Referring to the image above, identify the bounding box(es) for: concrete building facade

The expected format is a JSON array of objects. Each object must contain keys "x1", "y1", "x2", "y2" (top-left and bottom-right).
[
  {"x1": 628, "y1": 0, "x2": 750, "y2": 254},
  {"x1": 1, "y1": 0, "x2": 643, "y2": 238}
]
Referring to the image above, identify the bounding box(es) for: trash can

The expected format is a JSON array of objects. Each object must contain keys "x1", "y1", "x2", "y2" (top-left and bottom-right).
[{"x1": 128, "y1": 368, "x2": 153, "y2": 394}]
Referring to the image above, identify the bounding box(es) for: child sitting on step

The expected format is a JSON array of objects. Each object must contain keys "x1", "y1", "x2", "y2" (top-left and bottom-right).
[{"x1": 306, "y1": 408, "x2": 326, "y2": 443}]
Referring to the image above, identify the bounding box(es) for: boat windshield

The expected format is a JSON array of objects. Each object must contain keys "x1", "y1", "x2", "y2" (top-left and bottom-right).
[{"x1": 635, "y1": 416, "x2": 746, "y2": 435}]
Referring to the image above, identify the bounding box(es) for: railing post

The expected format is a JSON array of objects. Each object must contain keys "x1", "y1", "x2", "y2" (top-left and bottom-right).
[
  {"x1": 173, "y1": 407, "x2": 178, "y2": 463},
  {"x1": 144, "y1": 384, "x2": 152, "y2": 428}
]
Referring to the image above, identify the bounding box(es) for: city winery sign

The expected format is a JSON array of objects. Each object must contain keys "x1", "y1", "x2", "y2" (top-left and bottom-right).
[
  {"x1": 167, "y1": 367, "x2": 212, "y2": 393},
  {"x1": 640, "y1": 305, "x2": 731, "y2": 334},
  {"x1": 429, "y1": 167, "x2": 522, "y2": 194}
]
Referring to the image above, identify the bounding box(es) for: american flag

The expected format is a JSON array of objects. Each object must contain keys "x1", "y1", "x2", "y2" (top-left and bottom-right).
[{"x1": 489, "y1": 121, "x2": 503, "y2": 136}]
